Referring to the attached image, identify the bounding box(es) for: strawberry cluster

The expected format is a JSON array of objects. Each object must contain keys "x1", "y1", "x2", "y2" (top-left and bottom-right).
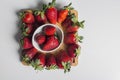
[{"x1": 18, "y1": 0, "x2": 84, "y2": 73}]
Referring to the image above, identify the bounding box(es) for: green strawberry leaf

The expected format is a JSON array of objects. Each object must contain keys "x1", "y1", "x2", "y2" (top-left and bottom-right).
[
  {"x1": 75, "y1": 33, "x2": 83, "y2": 43},
  {"x1": 22, "y1": 55, "x2": 30, "y2": 64},
  {"x1": 49, "y1": 0, "x2": 56, "y2": 7},
  {"x1": 31, "y1": 59, "x2": 44, "y2": 71},
  {"x1": 62, "y1": 61, "x2": 71, "y2": 73},
  {"x1": 76, "y1": 20, "x2": 85, "y2": 28},
  {"x1": 46, "y1": 65, "x2": 58, "y2": 70},
  {"x1": 64, "y1": 3, "x2": 74, "y2": 10},
  {"x1": 22, "y1": 32, "x2": 28, "y2": 37},
  {"x1": 75, "y1": 47, "x2": 81, "y2": 57},
  {"x1": 34, "y1": 10, "x2": 41, "y2": 16},
  {"x1": 19, "y1": 12, "x2": 25, "y2": 19},
  {"x1": 35, "y1": 66, "x2": 44, "y2": 71}
]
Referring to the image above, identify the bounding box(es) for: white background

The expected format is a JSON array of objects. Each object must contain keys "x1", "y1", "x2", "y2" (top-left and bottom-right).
[{"x1": 0, "y1": 0, "x2": 120, "y2": 80}]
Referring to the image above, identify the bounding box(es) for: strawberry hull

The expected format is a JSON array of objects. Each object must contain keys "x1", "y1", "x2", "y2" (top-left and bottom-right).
[{"x1": 31, "y1": 53, "x2": 46, "y2": 70}]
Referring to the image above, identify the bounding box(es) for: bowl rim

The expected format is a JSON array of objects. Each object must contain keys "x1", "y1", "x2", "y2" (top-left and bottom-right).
[{"x1": 32, "y1": 23, "x2": 64, "y2": 53}]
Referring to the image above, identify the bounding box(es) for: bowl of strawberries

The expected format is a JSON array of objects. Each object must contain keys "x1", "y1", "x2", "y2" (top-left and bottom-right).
[{"x1": 32, "y1": 23, "x2": 64, "y2": 53}]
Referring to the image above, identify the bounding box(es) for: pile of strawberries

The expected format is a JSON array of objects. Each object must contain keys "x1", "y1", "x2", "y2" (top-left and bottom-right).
[
  {"x1": 35, "y1": 25, "x2": 60, "y2": 51},
  {"x1": 18, "y1": 0, "x2": 84, "y2": 73}
]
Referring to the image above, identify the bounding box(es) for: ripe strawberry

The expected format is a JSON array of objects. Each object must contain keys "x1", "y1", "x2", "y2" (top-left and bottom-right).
[
  {"x1": 66, "y1": 25, "x2": 78, "y2": 33},
  {"x1": 22, "y1": 47, "x2": 37, "y2": 64},
  {"x1": 21, "y1": 23, "x2": 33, "y2": 36},
  {"x1": 62, "y1": 16, "x2": 72, "y2": 28},
  {"x1": 67, "y1": 44, "x2": 81, "y2": 58},
  {"x1": 45, "y1": 0, "x2": 57, "y2": 24},
  {"x1": 66, "y1": 20, "x2": 85, "y2": 33},
  {"x1": 44, "y1": 26, "x2": 56, "y2": 36},
  {"x1": 20, "y1": 37, "x2": 33, "y2": 49},
  {"x1": 56, "y1": 50, "x2": 72, "y2": 73},
  {"x1": 64, "y1": 33, "x2": 83, "y2": 44},
  {"x1": 34, "y1": 5, "x2": 47, "y2": 25},
  {"x1": 31, "y1": 53, "x2": 46, "y2": 70},
  {"x1": 58, "y1": 3, "x2": 73, "y2": 23},
  {"x1": 35, "y1": 33, "x2": 46, "y2": 45},
  {"x1": 20, "y1": 12, "x2": 35, "y2": 24},
  {"x1": 46, "y1": 54, "x2": 58, "y2": 70},
  {"x1": 42, "y1": 36, "x2": 59, "y2": 51}
]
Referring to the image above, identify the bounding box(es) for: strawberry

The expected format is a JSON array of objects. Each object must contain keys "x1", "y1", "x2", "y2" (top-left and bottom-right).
[
  {"x1": 19, "y1": 12, "x2": 35, "y2": 24},
  {"x1": 45, "y1": 0, "x2": 57, "y2": 24},
  {"x1": 62, "y1": 16, "x2": 72, "y2": 28},
  {"x1": 31, "y1": 53, "x2": 46, "y2": 70},
  {"x1": 20, "y1": 37, "x2": 33, "y2": 49},
  {"x1": 21, "y1": 23, "x2": 33, "y2": 36},
  {"x1": 67, "y1": 44, "x2": 81, "y2": 58},
  {"x1": 66, "y1": 20, "x2": 85, "y2": 33},
  {"x1": 44, "y1": 26, "x2": 56, "y2": 36},
  {"x1": 64, "y1": 33, "x2": 83, "y2": 44},
  {"x1": 22, "y1": 47, "x2": 37, "y2": 64},
  {"x1": 56, "y1": 50, "x2": 72, "y2": 73},
  {"x1": 58, "y1": 3, "x2": 73, "y2": 23},
  {"x1": 46, "y1": 54, "x2": 58, "y2": 70},
  {"x1": 42, "y1": 36, "x2": 59, "y2": 51},
  {"x1": 35, "y1": 33, "x2": 46, "y2": 45},
  {"x1": 34, "y1": 5, "x2": 47, "y2": 25}
]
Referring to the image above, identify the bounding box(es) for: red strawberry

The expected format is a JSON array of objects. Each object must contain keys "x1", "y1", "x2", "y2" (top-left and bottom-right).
[
  {"x1": 68, "y1": 44, "x2": 80, "y2": 58},
  {"x1": 34, "y1": 5, "x2": 47, "y2": 25},
  {"x1": 20, "y1": 12, "x2": 35, "y2": 24},
  {"x1": 56, "y1": 50, "x2": 72, "y2": 73},
  {"x1": 31, "y1": 53, "x2": 46, "y2": 70},
  {"x1": 35, "y1": 33, "x2": 46, "y2": 45},
  {"x1": 62, "y1": 16, "x2": 72, "y2": 28},
  {"x1": 22, "y1": 47, "x2": 37, "y2": 64},
  {"x1": 44, "y1": 26, "x2": 56, "y2": 36},
  {"x1": 20, "y1": 37, "x2": 33, "y2": 49},
  {"x1": 46, "y1": 54, "x2": 58, "y2": 70},
  {"x1": 45, "y1": 0, "x2": 57, "y2": 24},
  {"x1": 42, "y1": 36, "x2": 59, "y2": 51},
  {"x1": 64, "y1": 33, "x2": 83, "y2": 44},
  {"x1": 66, "y1": 20, "x2": 85, "y2": 33},
  {"x1": 58, "y1": 3, "x2": 73, "y2": 23},
  {"x1": 21, "y1": 23, "x2": 33, "y2": 36}
]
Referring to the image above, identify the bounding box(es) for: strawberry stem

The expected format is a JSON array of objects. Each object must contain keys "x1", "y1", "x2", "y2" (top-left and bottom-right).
[
  {"x1": 64, "y1": 3, "x2": 74, "y2": 10},
  {"x1": 42, "y1": 4, "x2": 48, "y2": 11},
  {"x1": 48, "y1": 0, "x2": 56, "y2": 8}
]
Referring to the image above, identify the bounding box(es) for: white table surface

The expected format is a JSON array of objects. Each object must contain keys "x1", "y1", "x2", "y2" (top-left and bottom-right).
[{"x1": 0, "y1": 0, "x2": 120, "y2": 80}]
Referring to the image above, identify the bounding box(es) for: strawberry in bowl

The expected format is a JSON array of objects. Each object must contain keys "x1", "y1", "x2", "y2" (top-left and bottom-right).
[{"x1": 32, "y1": 24, "x2": 64, "y2": 53}]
